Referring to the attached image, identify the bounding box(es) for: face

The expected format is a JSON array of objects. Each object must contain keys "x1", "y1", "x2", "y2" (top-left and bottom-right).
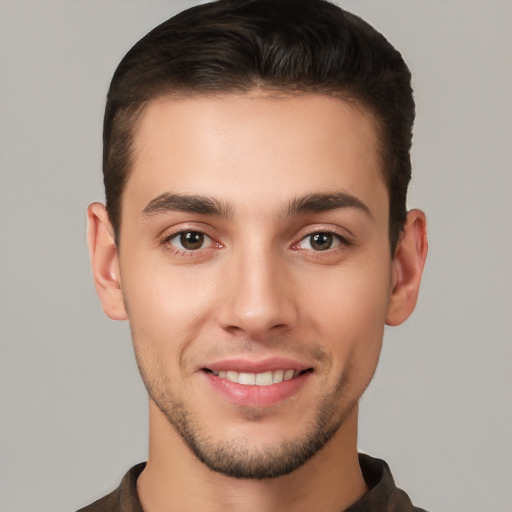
[{"x1": 107, "y1": 93, "x2": 396, "y2": 478}]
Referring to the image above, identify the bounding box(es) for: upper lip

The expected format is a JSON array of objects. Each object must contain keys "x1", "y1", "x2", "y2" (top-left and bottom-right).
[{"x1": 202, "y1": 357, "x2": 313, "y2": 374}]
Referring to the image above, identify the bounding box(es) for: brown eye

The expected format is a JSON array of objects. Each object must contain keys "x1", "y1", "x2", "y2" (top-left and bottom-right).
[
  {"x1": 294, "y1": 231, "x2": 344, "y2": 252},
  {"x1": 180, "y1": 231, "x2": 204, "y2": 250},
  {"x1": 167, "y1": 231, "x2": 209, "y2": 251},
  {"x1": 309, "y1": 233, "x2": 334, "y2": 251}
]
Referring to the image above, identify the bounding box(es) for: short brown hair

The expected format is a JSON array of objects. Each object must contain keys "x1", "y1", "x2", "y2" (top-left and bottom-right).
[{"x1": 103, "y1": 0, "x2": 415, "y2": 251}]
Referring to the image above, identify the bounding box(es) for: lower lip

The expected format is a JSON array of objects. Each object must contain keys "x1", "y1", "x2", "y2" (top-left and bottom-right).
[{"x1": 204, "y1": 371, "x2": 311, "y2": 408}]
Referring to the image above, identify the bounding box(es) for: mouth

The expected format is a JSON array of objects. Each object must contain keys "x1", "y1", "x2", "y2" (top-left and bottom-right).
[
  {"x1": 203, "y1": 368, "x2": 313, "y2": 386},
  {"x1": 201, "y1": 360, "x2": 314, "y2": 408}
]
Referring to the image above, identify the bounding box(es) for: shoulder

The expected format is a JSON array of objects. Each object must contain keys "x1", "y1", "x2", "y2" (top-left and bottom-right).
[
  {"x1": 347, "y1": 454, "x2": 429, "y2": 512},
  {"x1": 76, "y1": 462, "x2": 146, "y2": 512},
  {"x1": 76, "y1": 490, "x2": 118, "y2": 512}
]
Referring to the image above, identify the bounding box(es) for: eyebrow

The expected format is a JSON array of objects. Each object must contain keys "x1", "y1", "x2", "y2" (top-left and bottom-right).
[
  {"x1": 141, "y1": 193, "x2": 234, "y2": 218},
  {"x1": 141, "y1": 191, "x2": 371, "y2": 220},
  {"x1": 283, "y1": 192, "x2": 372, "y2": 218}
]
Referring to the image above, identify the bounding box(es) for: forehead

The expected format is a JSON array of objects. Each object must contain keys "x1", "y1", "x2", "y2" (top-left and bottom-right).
[{"x1": 125, "y1": 92, "x2": 387, "y2": 221}]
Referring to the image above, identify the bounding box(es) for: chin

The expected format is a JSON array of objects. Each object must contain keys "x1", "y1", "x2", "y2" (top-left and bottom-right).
[{"x1": 151, "y1": 384, "x2": 355, "y2": 480}]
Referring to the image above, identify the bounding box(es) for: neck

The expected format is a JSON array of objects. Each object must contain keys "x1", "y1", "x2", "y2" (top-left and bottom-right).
[{"x1": 137, "y1": 400, "x2": 368, "y2": 512}]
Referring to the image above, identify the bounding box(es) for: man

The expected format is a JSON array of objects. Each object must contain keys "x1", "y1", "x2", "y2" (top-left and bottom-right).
[{"x1": 82, "y1": 0, "x2": 428, "y2": 510}]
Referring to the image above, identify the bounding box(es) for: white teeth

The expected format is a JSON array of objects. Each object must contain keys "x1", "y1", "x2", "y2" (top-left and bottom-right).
[
  {"x1": 255, "y1": 371, "x2": 273, "y2": 386},
  {"x1": 226, "y1": 370, "x2": 239, "y2": 382},
  {"x1": 272, "y1": 369, "x2": 284, "y2": 384},
  {"x1": 239, "y1": 372, "x2": 256, "y2": 385},
  {"x1": 213, "y1": 369, "x2": 301, "y2": 386},
  {"x1": 284, "y1": 369, "x2": 295, "y2": 381}
]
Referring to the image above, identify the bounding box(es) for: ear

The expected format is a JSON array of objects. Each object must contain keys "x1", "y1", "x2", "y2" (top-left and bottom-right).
[
  {"x1": 386, "y1": 209, "x2": 428, "y2": 326},
  {"x1": 87, "y1": 202, "x2": 128, "y2": 320}
]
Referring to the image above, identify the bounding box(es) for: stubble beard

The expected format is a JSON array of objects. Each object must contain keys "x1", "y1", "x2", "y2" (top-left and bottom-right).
[{"x1": 137, "y1": 355, "x2": 356, "y2": 480}]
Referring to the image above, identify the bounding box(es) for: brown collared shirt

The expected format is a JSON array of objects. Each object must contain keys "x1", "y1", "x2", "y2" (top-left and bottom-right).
[{"x1": 77, "y1": 454, "x2": 428, "y2": 512}]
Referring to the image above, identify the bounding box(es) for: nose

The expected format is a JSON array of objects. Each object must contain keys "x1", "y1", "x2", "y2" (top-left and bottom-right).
[{"x1": 218, "y1": 246, "x2": 298, "y2": 339}]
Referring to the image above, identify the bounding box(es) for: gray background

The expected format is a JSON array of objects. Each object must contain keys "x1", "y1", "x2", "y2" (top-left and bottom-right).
[{"x1": 1, "y1": 1, "x2": 511, "y2": 511}]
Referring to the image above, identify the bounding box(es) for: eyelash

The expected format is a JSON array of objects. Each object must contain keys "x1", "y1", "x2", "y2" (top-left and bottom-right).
[
  {"x1": 160, "y1": 228, "x2": 353, "y2": 258},
  {"x1": 292, "y1": 230, "x2": 353, "y2": 253},
  {"x1": 161, "y1": 229, "x2": 221, "y2": 256}
]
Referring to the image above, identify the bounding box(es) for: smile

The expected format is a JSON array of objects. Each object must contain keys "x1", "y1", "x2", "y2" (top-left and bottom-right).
[
  {"x1": 202, "y1": 358, "x2": 314, "y2": 407},
  {"x1": 209, "y1": 369, "x2": 300, "y2": 386}
]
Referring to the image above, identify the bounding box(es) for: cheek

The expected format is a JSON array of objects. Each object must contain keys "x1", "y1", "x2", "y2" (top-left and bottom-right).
[
  {"x1": 302, "y1": 259, "x2": 390, "y2": 373},
  {"x1": 120, "y1": 259, "x2": 221, "y2": 352}
]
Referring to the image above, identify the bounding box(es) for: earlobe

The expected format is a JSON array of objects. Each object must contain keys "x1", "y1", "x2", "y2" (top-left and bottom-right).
[
  {"x1": 87, "y1": 202, "x2": 128, "y2": 321},
  {"x1": 386, "y1": 209, "x2": 428, "y2": 326}
]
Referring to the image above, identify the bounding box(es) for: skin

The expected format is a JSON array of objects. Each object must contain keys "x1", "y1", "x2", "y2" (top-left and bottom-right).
[{"x1": 88, "y1": 92, "x2": 427, "y2": 512}]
